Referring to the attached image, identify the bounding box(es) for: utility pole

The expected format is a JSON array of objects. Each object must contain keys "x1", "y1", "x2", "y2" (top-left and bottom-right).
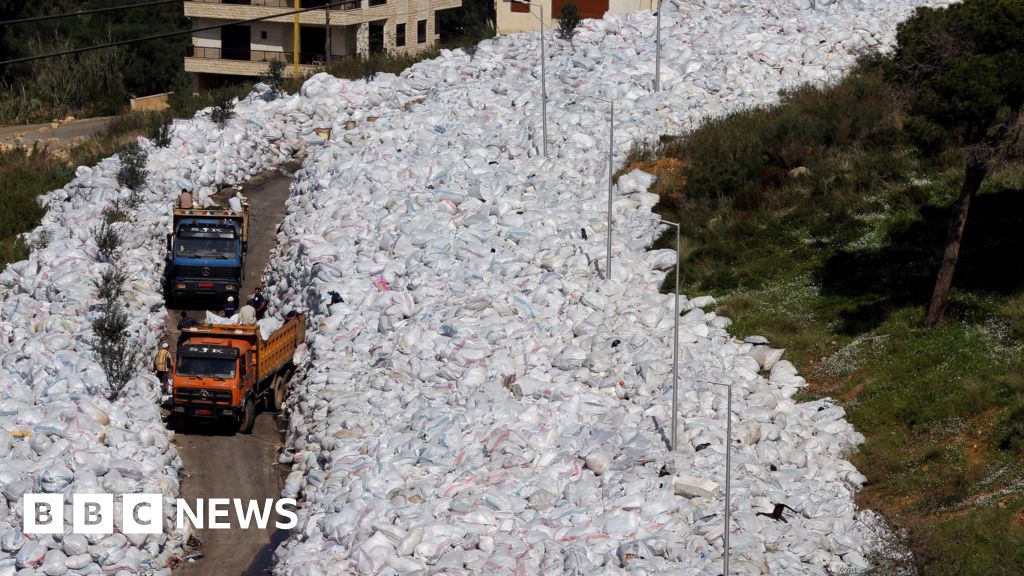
[
  {"x1": 655, "y1": 0, "x2": 661, "y2": 91},
  {"x1": 539, "y1": 2, "x2": 547, "y2": 158},
  {"x1": 658, "y1": 220, "x2": 680, "y2": 450},
  {"x1": 293, "y1": 0, "x2": 301, "y2": 78},
  {"x1": 325, "y1": 3, "x2": 332, "y2": 67},
  {"x1": 512, "y1": 0, "x2": 547, "y2": 158},
  {"x1": 606, "y1": 99, "x2": 614, "y2": 280}
]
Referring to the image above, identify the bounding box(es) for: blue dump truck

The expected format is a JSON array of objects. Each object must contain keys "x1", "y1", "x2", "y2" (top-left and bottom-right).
[{"x1": 166, "y1": 204, "x2": 249, "y2": 304}]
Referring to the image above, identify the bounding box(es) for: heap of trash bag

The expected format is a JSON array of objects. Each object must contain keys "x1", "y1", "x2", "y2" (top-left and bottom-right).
[
  {"x1": 0, "y1": 0, "x2": 957, "y2": 574},
  {"x1": 259, "y1": 0, "x2": 953, "y2": 574},
  {"x1": 0, "y1": 93, "x2": 309, "y2": 574}
]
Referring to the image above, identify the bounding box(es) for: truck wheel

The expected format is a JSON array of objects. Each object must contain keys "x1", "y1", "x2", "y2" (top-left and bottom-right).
[
  {"x1": 271, "y1": 375, "x2": 287, "y2": 412},
  {"x1": 239, "y1": 396, "x2": 256, "y2": 434}
]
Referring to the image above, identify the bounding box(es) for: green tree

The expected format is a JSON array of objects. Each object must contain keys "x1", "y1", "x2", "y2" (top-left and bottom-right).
[
  {"x1": 559, "y1": 2, "x2": 581, "y2": 42},
  {"x1": 890, "y1": 0, "x2": 1024, "y2": 326}
]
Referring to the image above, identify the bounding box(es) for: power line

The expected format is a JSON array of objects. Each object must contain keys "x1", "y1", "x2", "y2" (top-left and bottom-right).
[
  {"x1": 0, "y1": 1, "x2": 443, "y2": 67},
  {"x1": 0, "y1": 0, "x2": 183, "y2": 26}
]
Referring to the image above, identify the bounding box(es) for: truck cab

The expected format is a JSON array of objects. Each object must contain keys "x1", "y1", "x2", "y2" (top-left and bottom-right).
[
  {"x1": 173, "y1": 338, "x2": 252, "y2": 422},
  {"x1": 167, "y1": 206, "x2": 248, "y2": 303}
]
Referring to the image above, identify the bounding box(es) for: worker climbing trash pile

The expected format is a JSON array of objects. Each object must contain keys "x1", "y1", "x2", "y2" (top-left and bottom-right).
[{"x1": 256, "y1": 0, "x2": 955, "y2": 574}]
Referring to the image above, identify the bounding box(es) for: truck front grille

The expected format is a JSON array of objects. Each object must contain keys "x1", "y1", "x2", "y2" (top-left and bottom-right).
[
  {"x1": 176, "y1": 388, "x2": 233, "y2": 402},
  {"x1": 173, "y1": 266, "x2": 238, "y2": 279}
]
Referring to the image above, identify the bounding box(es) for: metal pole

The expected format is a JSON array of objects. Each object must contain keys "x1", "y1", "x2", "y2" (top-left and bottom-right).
[
  {"x1": 724, "y1": 383, "x2": 732, "y2": 576},
  {"x1": 671, "y1": 223, "x2": 679, "y2": 450},
  {"x1": 540, "y1": 4, "x2": 548, "y2": 158},
  {"x1": 325, "y1": 4, "x2": 331, "y2": 67},
  {"x1": 293, "y1": 0, "x2": 300, "y2": 78},
  {"x1": 655, "y1": 0, "x2": 661, "y2": 91},
  {"x1": 606, "y1": 101, "x2": 614, "y2": 280}
]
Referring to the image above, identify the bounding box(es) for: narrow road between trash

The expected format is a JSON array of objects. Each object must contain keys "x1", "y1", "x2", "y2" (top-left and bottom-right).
[{"x1": 166, "y1": 163, "x2": 298, "y2": 576}]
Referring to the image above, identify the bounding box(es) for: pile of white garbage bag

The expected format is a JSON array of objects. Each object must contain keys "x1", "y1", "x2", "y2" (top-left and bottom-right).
[
  {"x1": 0, "y1": 91, "x2": 310, "y2": 575},
  {"x1": 257, "y1": 0, "x2": 952, "y2": 574},
  {"x1": 0, "y1": 0, "x2": 957, "y2": 573}
]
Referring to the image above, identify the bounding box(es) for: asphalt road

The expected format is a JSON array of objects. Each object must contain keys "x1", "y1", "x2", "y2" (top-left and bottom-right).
[
  {"x1": 0, "y1": 116, "x2": 116, "y2": 149},
  {"x1": 167, "y1": 163, "x2": 299, "y2": 576}
]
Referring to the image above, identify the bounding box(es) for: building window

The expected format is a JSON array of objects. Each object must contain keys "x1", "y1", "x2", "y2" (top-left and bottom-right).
[
  {"x1": 369, "y1": 0, "x2": 386, "y2": 6},
  {"x1": 395, "y1": 23, "x2": 406, "y2": 47},
  {"x1": 417, "y1": 20, "x2": 426, "y2": 44},
  {"x1": 260, "y1": 30, "x2": 268, "y2": 40},
  {"x1": 509, "y1": 0, "x2": 529, "y2": 13}
]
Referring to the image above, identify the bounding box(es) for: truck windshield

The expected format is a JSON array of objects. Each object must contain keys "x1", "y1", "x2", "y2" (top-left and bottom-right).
[
  {"x1": 177, "y1": 356, "x2": 237, "y2": 379},
  {"x1": 176, "y1": 237, "x2": 236, "y2": 259}
]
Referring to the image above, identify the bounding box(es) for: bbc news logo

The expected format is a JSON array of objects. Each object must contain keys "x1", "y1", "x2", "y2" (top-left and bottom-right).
[{"x1": 23, "y1": 494, "x2": 298, "y2": 535}]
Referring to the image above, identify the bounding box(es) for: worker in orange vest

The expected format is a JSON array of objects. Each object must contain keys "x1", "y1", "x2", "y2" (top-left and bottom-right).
[{"x1": 154, "y1": 342, "x2": 172, "y2": 392}]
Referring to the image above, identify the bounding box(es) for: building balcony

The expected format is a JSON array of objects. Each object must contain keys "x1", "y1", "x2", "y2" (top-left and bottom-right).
[
  {"x1": 184, "y1": 0, "x2": 461, "y2": 25},
  {"x1": 184, "y1": 45, "x2": 352, "y2": 77}
]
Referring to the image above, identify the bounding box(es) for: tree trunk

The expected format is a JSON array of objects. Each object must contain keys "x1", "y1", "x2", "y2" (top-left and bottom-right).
[{"x1": 924, "y1": 162, "x2": 987, "y2": 327}]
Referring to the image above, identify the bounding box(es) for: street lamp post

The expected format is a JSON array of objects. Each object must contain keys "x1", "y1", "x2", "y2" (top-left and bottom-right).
[
  {"x1": 657, "y1": 219, "x2": 680, "y2": 451},
  {"x1": 655, "y1": 0, "x2": 662, "y2": 91},
  {"x1": 699, "y1": 379, "x2": 734, "y2": 576},
  {"x1": 572, "y1": 94, "x2": 617, "y2": 280},
  {"x1": 512, "y1": 0, "x2": 548, "y2": 158},
  {"x1": 606, "y1": 99, "x2": 614, "y2": 279}
]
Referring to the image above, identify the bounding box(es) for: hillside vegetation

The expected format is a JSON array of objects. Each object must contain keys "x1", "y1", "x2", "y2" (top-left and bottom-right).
[{"x1": 628, "y1": 2, "x2": 1024, "y2": 573}]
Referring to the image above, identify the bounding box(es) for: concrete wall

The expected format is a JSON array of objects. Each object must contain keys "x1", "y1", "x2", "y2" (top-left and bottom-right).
[
  {"x1": 193, "y1": 17, "x2": 222, "y2": 48},
  {"x1": 251, "y1": 22, "x2": 288, "y2": 52},
  {"x1": 495, "y1": 0, "x2": 655, "y2": 35}
]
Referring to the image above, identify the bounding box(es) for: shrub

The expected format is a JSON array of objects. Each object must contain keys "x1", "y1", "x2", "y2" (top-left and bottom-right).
[
  {"x1": 91, "y1": 260, "x2": 142, "y2": 400},
  {"x1": 92, "y1": 265, "x2": 130, "y2": 303},
  {"x1": 210, "y1": 98, "x2": 235, "y2": 128},
  {"x1": 116, "y1": 141, "x2": 148, "y2": 210},
  {"x1": 262, "y1": 59, "x2": 286, "y2": 94},
  {"x1": 93, "y1": 219, "x2": 120, "y2": 261},
  {"x1": 559, "y1": 2, "x2": 581, "y2": 41},
  {"x1": 153, "y1": 120, "x2": 172, "y2": 148},
  {"x1": 91, "y1": 296, "x2": 142, "y2": 400}
]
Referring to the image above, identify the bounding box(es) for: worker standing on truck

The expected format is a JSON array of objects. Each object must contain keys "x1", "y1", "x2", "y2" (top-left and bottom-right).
[
  {"x1": 238, "y1": 299, "x2": 257, "y2": 325},
  {"x1": 154, "y1": 342, "x2": 172, "y2": 392},
  {"x1": 176, "y1": 188, "x2": 193, "y2": 209},
  {"x1": 223, "y1": 295, "x2": 238, "y2": 317},
  {"x1": 252, "y1": 287, "x2": 268, "y2": 319},
  {"x1": 177, "y1": 311, "x2": 198, "y2": 345}
]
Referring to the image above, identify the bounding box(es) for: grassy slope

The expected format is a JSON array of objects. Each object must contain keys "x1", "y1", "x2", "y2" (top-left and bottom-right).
[{"x1": 628, "y1": 62, "x2": 1024, "y2": 575}]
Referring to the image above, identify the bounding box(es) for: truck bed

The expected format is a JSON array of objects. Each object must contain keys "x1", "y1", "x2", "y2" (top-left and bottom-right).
[{"x1": 179, "y1": 313, "x2": 305, "y2": 381}]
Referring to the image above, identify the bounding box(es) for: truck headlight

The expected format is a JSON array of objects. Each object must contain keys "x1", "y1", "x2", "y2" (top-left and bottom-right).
[
  {"x1": 226, "y1": 285, "x2": 236, "y2": 291},
  {"x1": 175, "y1": 283, "x2": 186, "y2": 289}
]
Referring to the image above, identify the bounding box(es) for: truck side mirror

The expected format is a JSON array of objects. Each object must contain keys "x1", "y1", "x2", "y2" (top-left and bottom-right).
[{"x1": 166, "y1": 233, "x2": 172, "y2": 258}]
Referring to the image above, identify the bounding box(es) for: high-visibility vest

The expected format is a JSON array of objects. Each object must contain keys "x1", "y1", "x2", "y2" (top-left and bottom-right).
[{"x1": 155, "y1": 349, "x2": 171, "y2": 372}]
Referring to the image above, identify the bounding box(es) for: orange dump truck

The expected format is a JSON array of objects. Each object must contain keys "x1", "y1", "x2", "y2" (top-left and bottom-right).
[{"x1": 171, "y1": 313, "x2": 305, "y2": 433}]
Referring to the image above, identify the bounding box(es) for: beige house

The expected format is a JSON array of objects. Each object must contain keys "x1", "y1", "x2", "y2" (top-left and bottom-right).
[
  {"x1": 184, "y1": 0, "x2": 461, "y2": 87},
  {"x1": 496, "y1": 0, "x2": 655, "y2": 35}
]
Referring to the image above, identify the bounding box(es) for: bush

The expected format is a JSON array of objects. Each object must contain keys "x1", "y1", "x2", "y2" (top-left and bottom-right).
[
  {"x1": 327, "y1": 51, "x2": 440, "y2": 81},
  {"x1": 91, "y1": 296, "x2": 142, "y2": 400},
  {"x1": 153, "y1": 120, "x2": 172, "y2": 148},
  {"x1": 91, "y1": 261, "x2": 142, "y2": 400},
  {"x1": 559, "y1": 3, "x2": 581, "y2": 41},
  {"x1": 117, "y1": 142, "x2": 148, "y2": 208},
  {"x1": 93, "y1": 219, "x2": 120, "y2": 261},
  {"x1": 262, "y1": 59, "x2": 286, "y2": 95},
  {"x1": 676, "y1": 61, "x2": 902, "y2": 206},
  {"x1": 210, "y1": 98, "x2": 235, "y2": 128},
  {"x1": 92, "y1": 265, "x2": 130, "y2": 303}
]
